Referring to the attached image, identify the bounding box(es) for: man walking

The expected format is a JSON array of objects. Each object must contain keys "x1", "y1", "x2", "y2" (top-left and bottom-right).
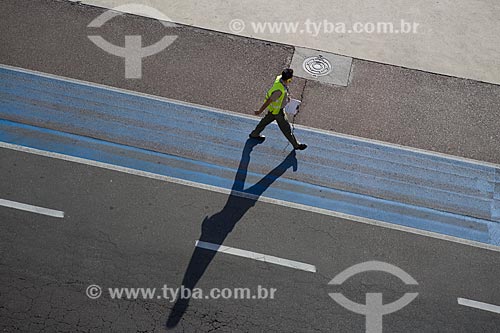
[{"x1": 249, "y1": 68, "x2": 307, "y2": 150}]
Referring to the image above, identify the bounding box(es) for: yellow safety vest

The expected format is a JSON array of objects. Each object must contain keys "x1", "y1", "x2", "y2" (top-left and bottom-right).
[{"x1": 265, "y1": 75, "x2": 286, "y2": 115}]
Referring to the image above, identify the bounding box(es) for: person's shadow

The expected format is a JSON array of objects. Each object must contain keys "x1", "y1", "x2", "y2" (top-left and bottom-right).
[{"x1": 166, "y1": 138, "x2": 298, "y2": 328}]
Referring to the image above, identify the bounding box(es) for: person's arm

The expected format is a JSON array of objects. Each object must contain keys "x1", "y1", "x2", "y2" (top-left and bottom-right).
[{"x1": 255, "y1": 90, "x2": 281, "y2": 115}]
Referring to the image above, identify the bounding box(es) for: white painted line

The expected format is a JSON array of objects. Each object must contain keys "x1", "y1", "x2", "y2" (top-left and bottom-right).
[
  {"x1": 0, "y1": 198, "x2": 64, "y2": 218},
  {"x1": 458, "y1": 298, "x2": 500, "y2": 314},
  {"x1": 1, "y1": 63, "x2": 499, "y2": 169},
  {"x1": 195, "y1": 240, "x2": 317, "y2": 273},
  {"x1": 1, "y1": 141, "x2": 500, "y2": 253}
]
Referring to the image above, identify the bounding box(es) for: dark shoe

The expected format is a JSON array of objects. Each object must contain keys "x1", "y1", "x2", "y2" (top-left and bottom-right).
[
  {"x1": 249, "y1": 134, "x2": 265, "y2": 141},
  {"x1": 294, "y1": 143, "x2": 307, "y2": 150}
]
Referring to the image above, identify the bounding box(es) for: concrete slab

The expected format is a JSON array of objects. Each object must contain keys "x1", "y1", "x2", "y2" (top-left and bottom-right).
[
  {"x1": 290, "y1": 47, "x2": 352, "y2": 86},
  {"x1": 80, "y1": 0, "x2": 500, "y2": 85}
]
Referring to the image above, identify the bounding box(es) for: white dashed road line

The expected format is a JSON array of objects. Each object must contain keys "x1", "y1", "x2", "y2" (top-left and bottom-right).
[
  {"x1": 458, "y1": 298, "x2": 500, "y2": 314},
  {"x1": 195, "y1": 240, "x2": 317, "y2": 273},
  {"x1": 0, "y1": 198, "x2": 64, "y2": 218}
]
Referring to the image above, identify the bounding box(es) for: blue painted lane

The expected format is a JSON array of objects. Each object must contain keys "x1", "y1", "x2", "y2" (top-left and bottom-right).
[{"x1": 0, "y1": 65, "x2": 499, "y2": 246}]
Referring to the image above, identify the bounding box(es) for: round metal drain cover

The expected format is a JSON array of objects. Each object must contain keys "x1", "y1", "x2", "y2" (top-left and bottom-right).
[{"x1": 302, "y1": 55, "x2": 332, "y2": 77}]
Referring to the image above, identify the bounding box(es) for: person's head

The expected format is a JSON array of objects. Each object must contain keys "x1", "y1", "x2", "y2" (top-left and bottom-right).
[{"x1": 281, "y1": 68, "x2": 294, "y2": 84}]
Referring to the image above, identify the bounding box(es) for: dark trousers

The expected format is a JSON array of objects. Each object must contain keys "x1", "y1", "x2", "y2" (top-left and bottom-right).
[{"x1": 250, "y1": 109, "x2": 299, "y2": 148}]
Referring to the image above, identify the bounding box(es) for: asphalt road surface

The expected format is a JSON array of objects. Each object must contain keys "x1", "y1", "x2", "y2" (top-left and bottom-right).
[{"x1": 1, "y1": 147, "x2": 500, "y2": 332}]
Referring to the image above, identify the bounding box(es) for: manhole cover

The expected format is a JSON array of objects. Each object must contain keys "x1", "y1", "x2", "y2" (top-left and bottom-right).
[{"x1": 302, "y1": 55, "x2": 332, "y2": 77}]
